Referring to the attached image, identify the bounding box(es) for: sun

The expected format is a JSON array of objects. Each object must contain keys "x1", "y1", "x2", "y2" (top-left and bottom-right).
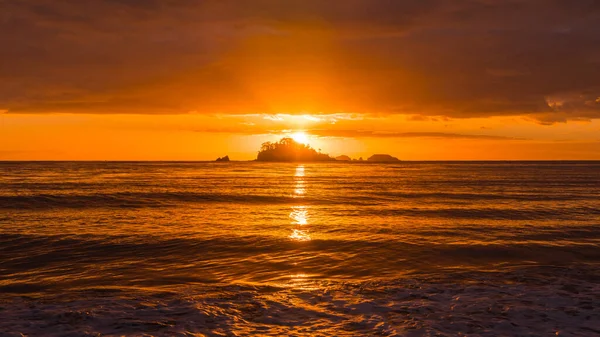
[{"x1": 291, "y1": 132, "x2": 309, "y2": 144}]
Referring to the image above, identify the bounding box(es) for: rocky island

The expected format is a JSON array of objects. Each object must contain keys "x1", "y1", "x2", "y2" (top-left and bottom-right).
[
  {"x1": 335, "y1": 155, "x2": 351, "y2": 161},
  {"x1": 256, "y1": 138, "x2": 335, "y2": 162},
  {"x1": 254, "y1": 137, "x2": 400, "y2": 163},
  {"x1": 367, "y1": 154, "x2": 400, "y2": 162}
]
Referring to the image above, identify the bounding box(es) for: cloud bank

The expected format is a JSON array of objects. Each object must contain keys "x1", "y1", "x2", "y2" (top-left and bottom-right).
[{"x1": 1, "y1": 0, "x2": 600, "y2": 122}]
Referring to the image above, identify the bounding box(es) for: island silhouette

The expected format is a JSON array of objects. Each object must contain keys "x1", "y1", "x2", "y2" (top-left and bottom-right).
[
  {"x1": 256, "y1": 137, "x2": 335, "y2": 162},
  {"x1": 367, "y1": 154, "x2": 400, "y2": 162},
  {"x1": 255, "y1": 137, "x2": 400, "y2": 162},
  {"x1": 335, "y1": 155, "x2": 351, "y2": 161}
]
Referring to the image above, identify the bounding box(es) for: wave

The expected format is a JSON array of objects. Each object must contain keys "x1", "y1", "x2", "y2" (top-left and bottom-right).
[
  {"x1": 0, "y1": 192, "x2": 304, "y2": 209},
  {"x1": 377, "y1": 191, "x2": 600, "y2": 201},
  {"x1": 1, "y1": 190, "x2": 599, "y2": 211},
  {"x1": 1, "y1": 265, "x2": 599, "y2": 336},
  {"x1": 370, "y1": 206, "x2": 600, "y2": 220},
  {"x1": 2, "y1": 233, "x2": 599, "y2": 293}
]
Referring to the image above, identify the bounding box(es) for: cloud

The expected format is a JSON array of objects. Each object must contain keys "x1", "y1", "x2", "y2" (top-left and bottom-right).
[
  {"x1": 304, "y1": 130, "x2": 525, "y2": 140},
  {"x1": 1, "y1": 0, "x2": 600, "y2": 122},
  {"x1": 263, "y1": 115, "x2": 285, "y2": 121},
  {"x1": 532, "y1": 90, "x2": 600, "y2": 124},
  {"x1": 407, "y1": 115, "x2": 452, "y2": 122},
  {"x1": 184, "y1": 125, "x2": 523, "y2": 140}
]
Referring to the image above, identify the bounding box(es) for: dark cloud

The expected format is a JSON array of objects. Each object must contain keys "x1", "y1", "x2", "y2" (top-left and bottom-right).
[
  {"x1": 535, "y1": 91, "x2": 600, "y2": 124},
  {"x1": 1, "y1": 0, "x2": 600, "y2": 122}
]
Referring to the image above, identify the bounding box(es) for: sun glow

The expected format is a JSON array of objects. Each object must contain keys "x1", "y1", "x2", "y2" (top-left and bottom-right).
[{"x1": 291, "y1": 132, "x2": 309, "y2": 144}]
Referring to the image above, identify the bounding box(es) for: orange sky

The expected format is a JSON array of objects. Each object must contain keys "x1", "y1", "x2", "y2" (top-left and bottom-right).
[
  {"x1": 2, "y1": 113, "x2": 599, "y2": 160},
  {"x1": 1, "y1": 1, "x2": 600, "y2": 160}
]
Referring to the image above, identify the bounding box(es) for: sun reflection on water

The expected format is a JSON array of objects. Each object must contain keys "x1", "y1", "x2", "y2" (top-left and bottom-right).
[
  {"x1": 294, "y1": 187, "x2": 305, "y2": 196},
  {"x1": 294, "y1": 184, "x2": 305, "y2": 196},
  {"x1": 287, "y1": 273, "x2": 319, "y2": 290},
  {"x1": 293, "y1": 165, "x2": 305, "y2": 196},
  {"x1": 289, "y1": 228, "x2": 311, "y2": 241},
  {"x1": 289, "y1": 206, "x2": 308, "y2": 225},
  {"x1": 289, "y1": 165, "x2": 311, "y2": 241}
]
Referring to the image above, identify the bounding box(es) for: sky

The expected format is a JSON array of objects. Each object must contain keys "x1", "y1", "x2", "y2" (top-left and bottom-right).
[{"x1": 1, "y1": 0, "x2": 600, "y2": 160}]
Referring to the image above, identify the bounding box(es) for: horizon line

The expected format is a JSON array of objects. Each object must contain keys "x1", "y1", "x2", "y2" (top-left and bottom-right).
[{"x1": 1, "y1": 160, "x2": 600, "y2": 163}]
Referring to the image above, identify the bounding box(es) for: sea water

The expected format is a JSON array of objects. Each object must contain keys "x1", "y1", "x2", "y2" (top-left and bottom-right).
[{"x1": 1, "y1": 162, "x2": 599, "y2": 336}]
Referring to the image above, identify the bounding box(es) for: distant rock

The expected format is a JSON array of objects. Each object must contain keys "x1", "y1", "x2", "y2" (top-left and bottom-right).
[
  {"x1": 216, "y1": 155, "x2": 230, "y2": 162},
  {"x1": 367, "y1": 154, "x2": 400, "y2": 162},
  {"x1": 335, "y1": 155, "x2": 351, "y2": 161}
]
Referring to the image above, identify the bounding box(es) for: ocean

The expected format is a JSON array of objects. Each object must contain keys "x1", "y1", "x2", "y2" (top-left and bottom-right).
[{"x1": 1, "y1": 161, "x2": 599, "y2": 336}]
